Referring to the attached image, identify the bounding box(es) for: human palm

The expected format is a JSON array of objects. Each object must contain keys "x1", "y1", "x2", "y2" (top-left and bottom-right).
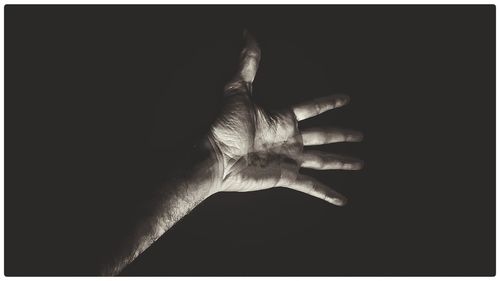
[{"x1": 209, "y1": 32, "x2": 363, "y2": 206}]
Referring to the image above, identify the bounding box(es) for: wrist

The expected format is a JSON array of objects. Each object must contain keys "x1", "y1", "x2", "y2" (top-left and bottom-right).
[
  {"x1": 202, "y1": 132, "x2": 225, "y2": 195},
  {"x1": 183, "y1": 133, "x2": 224, "y2": 198}
]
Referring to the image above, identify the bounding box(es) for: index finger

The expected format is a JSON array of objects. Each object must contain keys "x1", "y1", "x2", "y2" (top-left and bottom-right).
[{"x1": 292, "y1": 94, "x2": 350, "y2": 121}]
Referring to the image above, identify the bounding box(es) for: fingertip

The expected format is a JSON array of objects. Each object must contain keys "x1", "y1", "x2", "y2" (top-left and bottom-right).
[
  {"x1": 357, "y1": 160, "x2": 365, "y2": 170},
  {"x1": 357, "y1": 131, "x2": 364, "y2": 141},
  {"x1": 335, "y1": 198, "x2": 347, "y2": 207},
  {"x1": 347, "y1": 131, "x2": 364, "y2": 142},
  {"x1": 333, "y1": 94, "x2": 350, "y2": 107},
  {"x1": 242, "y1": 30, "x2": 260, "y2": 54},
  {"x1": 330, "y1": 197, "x2": 347, "y2": 206},
  {"x1": 351, "y1": 160, "x2": 364, "y2": 170}
]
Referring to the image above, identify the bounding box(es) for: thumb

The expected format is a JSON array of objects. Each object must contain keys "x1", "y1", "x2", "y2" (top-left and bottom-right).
[{"x1": 224, "y1": 30, "x2": 261, "y2": 95}]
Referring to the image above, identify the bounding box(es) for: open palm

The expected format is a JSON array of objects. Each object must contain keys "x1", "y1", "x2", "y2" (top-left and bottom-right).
[{"x1": 209, "y1": 32, "x2": 363, "y2": 206}]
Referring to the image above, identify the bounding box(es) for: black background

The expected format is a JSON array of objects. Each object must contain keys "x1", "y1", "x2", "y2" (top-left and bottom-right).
[{"x1": 5, "y1": 5, "x2": 495, "y2": 276}]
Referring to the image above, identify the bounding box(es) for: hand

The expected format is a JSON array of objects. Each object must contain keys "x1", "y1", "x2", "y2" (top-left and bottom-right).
[
  {"x1": 98, "y1": 31, "x2": 364, "y2": 275},
  {"x1": 208, "y1": 32, "x2": 363, "y2": 206}
]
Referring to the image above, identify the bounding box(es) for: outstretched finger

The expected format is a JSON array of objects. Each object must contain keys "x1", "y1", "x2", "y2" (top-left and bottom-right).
[
  {"x1": 224, "y1": 30, "x2": 261, "y2": 95},
  {"x1": 285, "y1": 174, "x2": 347, "y2": 206},
  {"x1": 300, "y1": 150, "x2": 364, "y2": 170},
  {"x1": 292, "y1": 94, "x2": 350, "y2": 121},
  {"x1": 301, "y1": 127, "x2": 363, "y2": 146}
]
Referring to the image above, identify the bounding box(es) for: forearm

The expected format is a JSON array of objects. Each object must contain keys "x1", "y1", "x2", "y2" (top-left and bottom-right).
[{"x1": 99, "y1": 136, "x2": 222, "y2": 276}]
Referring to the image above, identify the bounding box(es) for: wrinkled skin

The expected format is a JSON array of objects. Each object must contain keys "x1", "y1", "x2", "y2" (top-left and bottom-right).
[
  {"x1": 212, "y1": 92, "x2": 303, "y2": 192},
  {"x1": 208, "y1": 32, "x2": 363, "y2": 205}
]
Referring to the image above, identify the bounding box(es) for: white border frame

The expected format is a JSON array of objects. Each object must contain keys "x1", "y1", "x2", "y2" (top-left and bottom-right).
[{"x1": 0, "y1": 1, "x2": 496, "y2": 279}]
